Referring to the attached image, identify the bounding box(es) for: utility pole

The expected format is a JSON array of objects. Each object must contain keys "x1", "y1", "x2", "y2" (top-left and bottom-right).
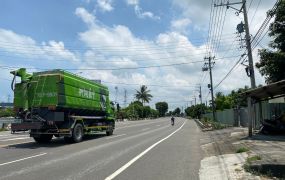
[
  {"x1": 7, "y1": 95, "x2": 11, "y2": 103},
  {"x1": 214, "y1": 0, "x2": 256, "y2": 136},
  {"x1": 242, "y1": 0, "x2": 256, "y2": 88},
  {"x1": 199, "y1": 85, "x2": 202, "y2": 104},
  {"x1": 242, "y1": 0, "x2": 256, "y2": 137},
  {"x1": 194, "y1": 96, "x2": 197, "y2": 106},
  {"x1": 123, "y1": 89, "x2": 127, "y2": 108},
  {"x1": 115, "y1": 86, "x2": 118, "y2": 103},
  {"x1": 203, "y1": 55, "x2": 216, "y2": 121}
]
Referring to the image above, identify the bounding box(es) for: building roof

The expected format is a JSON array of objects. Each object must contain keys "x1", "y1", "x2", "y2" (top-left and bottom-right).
[{"x1": 243, "y1": 80, "x2": 285, "y2": 101}]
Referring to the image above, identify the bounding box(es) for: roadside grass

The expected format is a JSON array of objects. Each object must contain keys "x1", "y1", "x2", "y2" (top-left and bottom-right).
[
  {"x1": 236, "y1": 147, "x2": 250, "y2": 153},
  {"x1": 246, "y1": 155, "x2": 262, "y2": 164},
  {"x1": 0, "y1": 128, "x2": 7, "y2": 132},
  {"x1": 243, "y1": 155, "x2": 267, "y2": 177},
  {"x1": 200, "y1": 117, "x2": 229, "y2": 130}
]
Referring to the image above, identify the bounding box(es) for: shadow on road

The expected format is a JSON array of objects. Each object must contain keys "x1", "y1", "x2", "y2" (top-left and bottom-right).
[
  {"x1": 241, "y1": 133, "x2": 285, "y2": 142},
  {"x1": 3, "y1": 133, "x2": 107, "y2": 149}
]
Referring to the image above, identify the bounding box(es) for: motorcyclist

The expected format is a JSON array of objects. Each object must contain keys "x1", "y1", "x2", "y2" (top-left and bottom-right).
[{"x1": 171, "y1": 116, "x2": 175, "y2": 126}]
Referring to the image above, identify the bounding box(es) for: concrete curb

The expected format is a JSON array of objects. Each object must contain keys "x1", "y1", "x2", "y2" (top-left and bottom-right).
[
  {"x1": 194, "y1": 119, "x2": 214, "y2": 131},
  {"x1": 194, "y1": 119, "x2": 205, "y2": 128}
]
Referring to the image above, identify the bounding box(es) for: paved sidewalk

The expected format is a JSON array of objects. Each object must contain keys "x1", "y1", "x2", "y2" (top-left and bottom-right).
[{"x1": 199, "y1": 127, "x2": 285, "y2": 179}]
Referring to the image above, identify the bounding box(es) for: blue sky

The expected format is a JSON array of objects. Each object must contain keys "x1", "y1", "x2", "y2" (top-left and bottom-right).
[
  {"x1": 0, "y1": 0, "x2": 173, "y2": 42},
  {"x1": 0, "y1": 0, "x2": 276, "y2": 110}
]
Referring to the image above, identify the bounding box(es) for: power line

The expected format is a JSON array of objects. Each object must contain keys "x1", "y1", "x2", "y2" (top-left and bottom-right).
[
  {"x1": 213, "y1": 0, "x2": 281, "y2": 91},
  {"x1": 247, "y1": 0, "x2": 254, "y2": 11},
  {"x1": 1, "y1": 60, "x2": 206, "y2": 71},
  {"x1": 249, "y1": 0, "x2": 261, "y2": 26},
  {"x1": 214, "y1": 55, "x2": 245, "y2": 89},
  {"x1": 0, "y1": 36, "x2": 237, "y2": 54},
  {"x1": 0, "y1": 55, "x2": 241, "y2": 71},
  {"x1": 102, "y1": 81, "x2": 196, "y2": 88},
  {"x1": 206, "y1": 0, "x2": 215, "y2": 53},
  {"x1": 0, "y1": 46, "x2": 241, "y2": 63},
  {"x1": 210, "y1": 0, "x2": 223, "y2": 55},
  {"x1": 213, "y1": 0, "x2": 228, "y2": 56},
  {"x1": 251, "y1": 0, "x2": 281, "y2": 48}
]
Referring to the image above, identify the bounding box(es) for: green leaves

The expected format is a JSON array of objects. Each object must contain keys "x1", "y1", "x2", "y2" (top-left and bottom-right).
[
  {"x1": 118, "y1": 101, "x2": 158, "y2": 120},
  {"x1": 256, "y1": 1, "x2": 285, "y2": 83},
  {"x1": 185, "y1": 104, "x2": 208, "y2": 119},
  {"x1": 155, "y1": 102, "x2": 168, "y2": 117},
  {"x1": 257, "y1": 49, "x2": 285, "y2": 83},
  {"x1": 0, "y1": 108, "x2": 15, "y2": 117},
  {"x1": 134, "y1": 85, "x2": 153, "y2": 104}
]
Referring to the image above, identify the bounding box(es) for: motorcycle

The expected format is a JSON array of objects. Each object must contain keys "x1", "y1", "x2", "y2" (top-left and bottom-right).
[
  {"x1": 171, "y1": 117, "x2": 175, "y2": 126},
  {"x1": 260, "y1": 114, "x2": 285, "y2": 135}
]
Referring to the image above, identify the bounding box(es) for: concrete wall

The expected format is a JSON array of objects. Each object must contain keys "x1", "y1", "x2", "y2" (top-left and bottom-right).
[{"x1": 202, "y1": 102, "x2": 285, "y2": 128}]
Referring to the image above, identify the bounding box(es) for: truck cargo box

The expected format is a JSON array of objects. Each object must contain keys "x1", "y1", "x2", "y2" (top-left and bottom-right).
[{"x1": 13, "y1": 69, "x2": 112, "y2": 116}]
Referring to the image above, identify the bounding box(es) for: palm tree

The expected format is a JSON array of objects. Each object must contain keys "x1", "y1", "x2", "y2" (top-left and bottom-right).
[{"x1": 135, "y1": 85, "x2": 153, "y2": 105}]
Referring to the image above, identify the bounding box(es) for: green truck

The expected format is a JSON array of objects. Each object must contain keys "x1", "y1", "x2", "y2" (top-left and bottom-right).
[{"x1": 10, "y1": 68, "x2": 115, "y2": 143}]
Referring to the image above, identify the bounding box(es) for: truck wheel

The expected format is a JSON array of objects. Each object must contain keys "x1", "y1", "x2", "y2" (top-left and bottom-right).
[
  {"x1": 33, "y1": 134, "x2": 53, "y2": 143},
  {"x1": 72, "y1": 123, "x2": 84, "y2": 143},
  {"x1": 106, "y1": 128, "x2": 113, "y2": 136}
]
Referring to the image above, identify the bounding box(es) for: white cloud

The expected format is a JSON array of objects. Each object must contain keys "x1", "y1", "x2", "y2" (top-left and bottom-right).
[
  {"x1": 126, "y1": 0, "x2": 139, "y2": 5},
  {"x1": 74, "y1": 5, "x2": 276, "y2": 109},
  {"x1": 75, "y1": 7, "x2": 95, "y2": 27},
  {"x1": 134, "y1": 5, "x2": 160, "y2": 20},
  {"x1": 171, "y1": 18, "x2": 191, "y2": 34},
  {"x1": 126, "y1": 0, "x2": 160, "y2": 20},
  {"x1": 75, "y1": 8, "x2": 206, "y2": 109},
  {"x1": 0, "y1": 28, "x2": 79, "y2": 62},
  {"x1": 97, "y1": 0, "x2": 114, "y2": 12}
]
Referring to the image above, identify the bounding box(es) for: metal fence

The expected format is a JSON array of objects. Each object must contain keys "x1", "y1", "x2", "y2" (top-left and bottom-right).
[{"x1": 202, "y1": 102, "x2": 285, "y2": 129}]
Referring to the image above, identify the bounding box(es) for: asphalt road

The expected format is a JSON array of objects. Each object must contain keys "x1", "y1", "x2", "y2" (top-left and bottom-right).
[{"x1": 0, "y1": 118, "x2": 202, "y2": 180}]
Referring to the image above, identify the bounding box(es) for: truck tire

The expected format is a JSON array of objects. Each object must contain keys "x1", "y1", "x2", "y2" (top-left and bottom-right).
[
  {"x1": 106, "y1": 130, "x2": 113, "y2": 136},
  {"x1": 33, "y1": 134, "x2": 53, "y2": 143},
  {"x1": 106, "y1": 122, "x2": 114, "y2": 136},
  {"x1": 72, "y1": 123, "x2": 84, "y2": 143},
  {"x1": 106, "y1": 127, "x2": 114, "y2": 136}
]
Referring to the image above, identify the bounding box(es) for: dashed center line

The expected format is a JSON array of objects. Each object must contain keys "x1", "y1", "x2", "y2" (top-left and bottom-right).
[
  {"x1": 106, "y1": 134, "x2": 127, "y2": 139},
  {"x1": 141, "y1": 128, "x2": 150, "y2": 131},
  {"x1": 0, "y1": 137, "x2": 31, "y2": 142},
  {"x1": 0, "y1": 153, "x2": 47, "y2": 167}
]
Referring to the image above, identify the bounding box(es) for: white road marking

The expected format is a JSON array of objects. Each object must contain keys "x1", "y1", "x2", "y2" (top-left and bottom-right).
[
  {"x1": 116, "y1": 119, "x2": 166, "y2": 130},
  {"x1": 105, "y1": 120, "x2": 186, "y2": 180},
  {"x1": 0, "y1": 153, "x2": 47, "y2": 167},
  {"x1": 0, "y1": 135, "x2": 10, "y2": 137},
  {"x1": 0, "y1": 141, "x2": 34, "y2": 148},
  {"x1": 0, "y1": 137, "x2": 31, "y2": 142},
  {"x1": 0, "y1": 134, "x2": 28, "y2": 138},
  {"x1": 106, "y1": 134, "x2": 126, "y2": 139},
  {"x1": 156, "y1": 125, "x2": 161, "y2": 127}
]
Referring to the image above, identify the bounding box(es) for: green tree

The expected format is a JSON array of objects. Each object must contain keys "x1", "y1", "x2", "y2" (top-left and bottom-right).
[
  {"x1": 215, "y1": 92, "x2": 231, "y2": 110},
  {"x1": 150, "y1": 109, "x2": 159, "y2": 118},
  {"x1": 135, "y1": 85, "x2": 153, "y2": 105},
  {"x1": 0, "y1": 108, "x2": 15, "y2": 117},
  {"x1": 155, "y1": 102, "x2": 168, "y2": 117},
  {"x1": 185, "y1": 104, "x2": 208, "y2": 119},
  {"x1": 256, "y1": 1, "x2": 285, "y2": 83},
  {"x1": 120, "y1": 101, "x2": 158, "y2": 120},
  {"x1": 227, "y1": 86, "x2": 249, "y2": 107},
  {"x1": 173, "y1": 107, "x2": 181, "y2": 116}
]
